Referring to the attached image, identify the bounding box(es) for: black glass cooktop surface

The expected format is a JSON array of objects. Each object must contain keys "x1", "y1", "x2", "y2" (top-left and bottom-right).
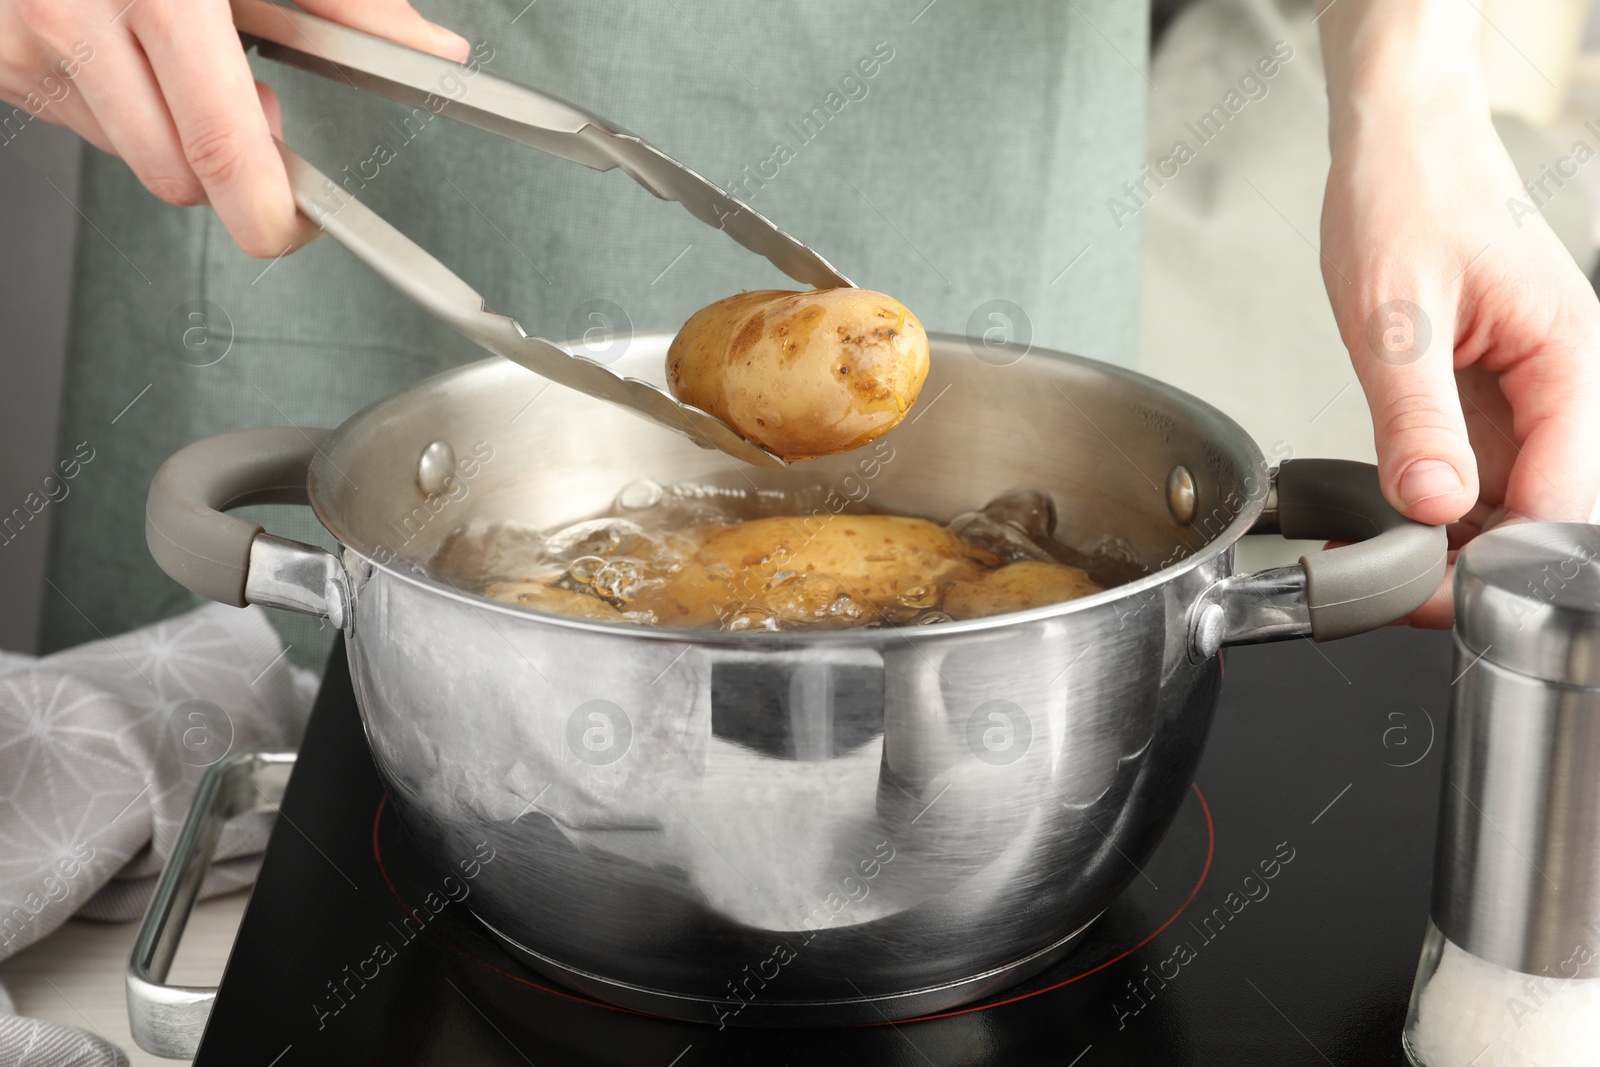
[{"x1": 196, "y1": 627, "x2": 1451, "y2": 1066}]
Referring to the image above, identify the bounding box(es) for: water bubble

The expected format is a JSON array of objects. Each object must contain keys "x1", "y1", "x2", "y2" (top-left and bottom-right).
[
  {"x1": 592, "y1": 560, "x2": 664, "y2": 603},
  {"x1": 544, "y1": 519, "x2": 646, "y2": 562},
  {"x1": 949, "y1": 511, "x2": 1053, "y2": 563},
  {"x1": 429, "y1": 519, "x2": 546, "y2": 586},
  {"x1": 914, "y1": 610, "x2": 953, "y2": 626},
  {"x1": 1092, "y1": 535, "x2": 1140, "y2": 563},
  {"x1": 1083, "y1": 534, "x2": 1148, "y2": 585},
  {"x1": 726, "y1": 608, "x2": 778, "y2": 632},
  {"x1": 617, "y1": 480, "x2": 664, "y2": 510},
  {"x1": 568, "y1": 555, "x2": 606, "y2": 584},
  {"x1": 982, "y1": 488, "x2": 1057, "y2": 542},
  {"x1": 591, "y1": 563, "x2": 626, "y2": 599}
]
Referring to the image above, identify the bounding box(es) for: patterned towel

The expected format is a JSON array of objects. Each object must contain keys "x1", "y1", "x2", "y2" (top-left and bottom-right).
[{"x1": 0, "y1": 603, "x2": 315, "y2": 1065}]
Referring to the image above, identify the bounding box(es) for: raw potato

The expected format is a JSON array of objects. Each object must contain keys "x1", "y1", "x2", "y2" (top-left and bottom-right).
[
  {"x1": 942, "y1": 560, "x2": 1103, "y2": 620},
  {"x1": 667, "y1": 288, "x2": 930, "y2": 461}
]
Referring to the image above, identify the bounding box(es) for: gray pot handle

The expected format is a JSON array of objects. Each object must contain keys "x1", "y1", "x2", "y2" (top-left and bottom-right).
[
  {"x1": 146, "y1": 427, "x2": 348, "y2": 626},
  {"x1": 1190, "y1": 459, "x2": 1447, "y2": 658}
]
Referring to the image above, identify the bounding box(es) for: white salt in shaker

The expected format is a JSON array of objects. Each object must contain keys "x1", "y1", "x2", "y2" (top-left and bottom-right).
[{"x1": 1404, "y1": 522, "x2": 1600, "y2": 1067}]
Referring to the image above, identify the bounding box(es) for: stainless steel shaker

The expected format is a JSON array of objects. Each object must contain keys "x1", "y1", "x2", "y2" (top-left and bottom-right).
[{"x1": 1404, "y1": 522, "x2": 1600, "y2": 1065}]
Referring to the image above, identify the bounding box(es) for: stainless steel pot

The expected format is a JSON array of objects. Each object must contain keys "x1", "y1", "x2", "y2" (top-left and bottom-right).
[{"x1": 145, "y1": 334, "x2": 1445, "y2": 1025}]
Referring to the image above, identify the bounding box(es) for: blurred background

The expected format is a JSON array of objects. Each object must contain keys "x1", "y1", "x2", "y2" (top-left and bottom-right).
[{"x1": 4, "y1": 0, "x2": 1600, "y2": 653}]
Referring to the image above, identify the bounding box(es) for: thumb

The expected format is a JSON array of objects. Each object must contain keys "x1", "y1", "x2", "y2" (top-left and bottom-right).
[
  {"x1": 1350, "y1": 297, "x2": 1479, "y2": 525},
  {"x1": 255, "y1": 81, "x2": 321, "y2": 250}
]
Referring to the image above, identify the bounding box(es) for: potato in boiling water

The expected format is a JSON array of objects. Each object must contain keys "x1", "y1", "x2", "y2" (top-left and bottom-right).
[
  {"x1": 942, "y1": 560, "x2": 1102, "y2": 620},
  {"x1": 647, "y1": 514, "x2": 997, "y2": 628},
  {"x1": 667, "y1": 288, "x2": 929, "y2": 461},
  {"x1": 475, "y1": 514, "x2": 1103, "y2": 630}
]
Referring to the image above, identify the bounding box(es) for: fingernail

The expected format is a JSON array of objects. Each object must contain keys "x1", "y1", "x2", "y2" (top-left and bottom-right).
[{"x1": 1399, "y1": 459, "x2": 1464, "y2": 507}]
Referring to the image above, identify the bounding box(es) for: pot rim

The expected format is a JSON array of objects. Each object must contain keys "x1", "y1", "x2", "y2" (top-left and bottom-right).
[{"x1": 309, "y1": 333, "x2": 1267, "y2": 645}]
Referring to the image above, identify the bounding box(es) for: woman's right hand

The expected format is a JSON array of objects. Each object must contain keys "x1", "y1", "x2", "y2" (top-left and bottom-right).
[{"x1": 0, "y1": 0, "x2": 468, "y2": 256}]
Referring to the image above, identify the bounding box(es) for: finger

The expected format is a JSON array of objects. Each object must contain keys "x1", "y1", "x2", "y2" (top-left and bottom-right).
[
  {"x1": 131, "y1": 2, "x2": 316, "y2": 257},
  {"x1": 3, "y1": 27, "x2": 124, "y2": 168},
  {"x1": 1455, "y1": 364, "x2": 1515, "y2": 510},
  {"x1": 255, "y1": 80, "x2": 285, "y2": 140},
  {"x1": 0, "y1": 79, "x2": 116, "y2": 156},
  {"x1": 1494, "y1": 342, "x2": 1600, "y2": 524},
  {"x1": 1345, "y1": 291, "x2": 1479, "y2": 526},
  {"x1": 254, "y1": 80, "x2": 321, "y2": 246},
  {"x1": 65, "y1": 31, "x2": 206, "y2": 206},
  {"x1": 1447, "y1": 516, "x2": 1486, "y2": 551},
  {"x1": 294, "y1": 0, "x2": 470, "y2": 61},
  {"x1": 1398, "y1": 561, "x2": 1456, "y2": 629}
]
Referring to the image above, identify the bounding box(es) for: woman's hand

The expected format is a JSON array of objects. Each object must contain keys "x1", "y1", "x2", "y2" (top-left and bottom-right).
[
  {"x1": 0, "y1": 0, "x2": 468, "y2": 256},
  {"x1": 1318, "y1": 0, "x2": 1600, "y2": 626}
]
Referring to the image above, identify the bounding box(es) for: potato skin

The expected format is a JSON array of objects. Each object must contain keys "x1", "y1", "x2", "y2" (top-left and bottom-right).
[
  {"x1": 616, "y1": 515, "x2": 991, "y2": 629},
  {"x1": 703, "y1": 514, "x2": 991, "y2": 623},
  {"x1": 942, "y1": 560, "x2": 1103, "y2": 621},
  {"x1": 667, "y1": 288, "x2": 929, "y2": 461}
]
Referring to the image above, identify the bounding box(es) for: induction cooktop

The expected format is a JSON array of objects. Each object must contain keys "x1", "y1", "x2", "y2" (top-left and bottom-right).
[{"x1": 192, "y1": 626, "x2": 1450, "y2": 1065}]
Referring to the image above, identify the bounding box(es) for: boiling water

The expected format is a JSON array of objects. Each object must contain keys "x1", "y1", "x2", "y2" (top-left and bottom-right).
[{"x1": 430, "y1": 480, "x2": 1145, "y2": 632}]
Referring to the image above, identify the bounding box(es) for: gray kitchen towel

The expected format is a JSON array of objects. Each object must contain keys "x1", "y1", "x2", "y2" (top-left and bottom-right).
[
  {"x1": 0, "y1": 980, "x2": 125, "y2": 1067},
  {"x1": 0, "y1": 602, "x2": 316, "y2": 1064}
]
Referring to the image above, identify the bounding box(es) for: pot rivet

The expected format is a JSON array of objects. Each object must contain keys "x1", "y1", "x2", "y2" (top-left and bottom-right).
[
  {"x1": 417, "y1": 440, "x2": 457, "y2": 496},
  {"x1": 1193, "y1": 603, "x2": 1226, "y2": 661},
  {"x1": 1166, "y1": 465, "x2": 1197, "y2": 524}
]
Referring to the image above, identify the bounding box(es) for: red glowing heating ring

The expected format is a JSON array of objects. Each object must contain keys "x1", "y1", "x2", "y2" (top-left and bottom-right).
[{"x1": 372, "y1": 784, "x2": 1216, "y2": 1025}]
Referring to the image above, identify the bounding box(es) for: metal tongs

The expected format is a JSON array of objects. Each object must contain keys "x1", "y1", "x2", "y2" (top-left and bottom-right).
[{"x1": 233, "y1": 0, "x2": 855, "y2": 468}]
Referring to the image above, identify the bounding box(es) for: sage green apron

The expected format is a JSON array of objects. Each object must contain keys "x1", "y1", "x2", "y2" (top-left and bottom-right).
[{"x1": 42, "y1": 0, "x2": 1148, "y2": 668}]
